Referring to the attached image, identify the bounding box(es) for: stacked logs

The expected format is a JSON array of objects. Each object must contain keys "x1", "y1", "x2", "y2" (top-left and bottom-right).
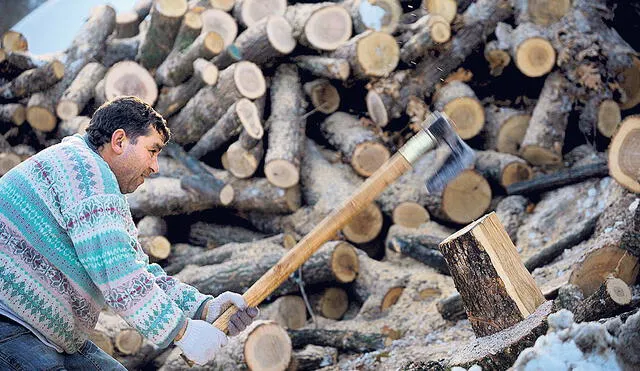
[{"x1": 1, "y1": 0, "x2": 640, "y2": 370}]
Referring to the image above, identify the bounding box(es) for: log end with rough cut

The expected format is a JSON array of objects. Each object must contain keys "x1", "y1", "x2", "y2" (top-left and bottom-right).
[
  {"x1": 608, "y1": 116, "x2": 640, "y2": 193},
  {"x1": 526, "y1": 0, "x2": 571, "y2": 25},
  {"x1": 423, "y1": 0, "x2": 457, "y2": 23},
  {"x1": 502, "y1": 161, "x2": 533, "y2": 187},
  {"x1": 430, "y1": 17, "x2": 451, "y2": 43},
  {"x1": 357, "y1": 32, "x2": 399, "y2": 77},
  {"x1": 240, "y1": 0, "x2": 287, "y2": 28},
  {"x1": 226, "y1": 142, "x2": 260, "y2": 179},
  {"x1": 234, "y1": 61, "x2": 267, "y2": 99},
  {"x1": 597, "y1": 99, "x2": 621, "y2": 138},
  {"x1": 392, "y1": 202, "x2": 430, "y2": 228},
  {"x1": 211, "y1": 0, "x2": 235, "y2": 12},
  {"x1": 342, "y1": 202, "x2": 383, "y2": 244},
  {"x1": 441, "y1": 170, "x2": 492, "y2": 224},
  {"x1": 330, "y1": 241, "x2": 359, "y2": 283},
  {"x1": 115, "y1": 328, "x2": 143, "y2": 355},
  {"x1": 366, "y1": 90, "x2": 388, "y2": 127},
  {"x1": 521, "y1": 145, "x2": 562, "y2": 166},
  {"x1": 202, "y1": 9, "x2": 238, "y2": 47},
  {"x1": 304, "y1": 6, "x2": 352, "y2": 51},
  {"x1": 569, "y1": 246, "x2": 640, "y2": 297},
  {"x1": 515, "y1": 37, "x2": 556, "y2": 78},
  {"x1": 104, "y1": 61, "x2": 158, "y2": 106},
  {"x1": 0, "y1": 153, "x2": 22, "y2": 176},
  {"x1": 26, "y1": 106, "x2": 56, "y2": 133},
  {"x1": 496, "y1": 114, "x2": 530, "y2": 154},
  {"x1": 620, "y1": 56, "x2": 640, "y2": 110},
  {"x1": 351, "y1": 142, "x2": 390, "y2": 177},
  {"x1": 2, "y1": 31, "x2": 28, "y2": 52},
  {"x1": 444, "y1": 97, "x2": 485, "y2": 140},
  {"x1": 317, "y1": 287, "x2": 349, "y2": 319},
  {"x1": 243, "y1": 321, "x2": 292, "y2": 371},
  {"x1": 304, "y1": 79, "x2": 340, "y2": 114},
  {"x1": 268, "y1": 15, "x2": 297, "y2": 55},
  {"x1": 265, "y1": 159, "x2": 299, "y2": 189}
]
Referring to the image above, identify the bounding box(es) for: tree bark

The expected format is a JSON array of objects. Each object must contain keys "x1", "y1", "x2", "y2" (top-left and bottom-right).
[
  {"x1": 137, "y1": 0, "x2": 188, "y2": 69},
  {"x1": 0, "y1": 60, "x2": 64, "y2": 99},
  {"x1": 474, "y1": 150, "x2": 532, "y2": 188},
  {"x1": 56, "y1": 62, "x2": 106, "y2": 120},
  {"x1": 260, "y1": 295, "x2": 307, "y2": 330},
  {"x1": 285, "y1": 3, "x2": 352, "y2": 51},
  {"x1": 494, "y1": 195, "x2": 528, "y2": 243},
  {"x1": 573, "y1": 277, "x2": 632, "y2": 323},
  {"x1": 293, "y1": 56, "x2": 350, "y2": 81},
  {"x1": 288, "y1": 328, "x2": 386, "y2": 353},
  {"x1": 385, "y1": 223, "x2": 451, "y2": 274},
  {"x1": 399, "y1": 14, "x2": 450, "y2": 64},
  {"x1": 0, "y1": 104, "x2": 25, "y2": 126},
  {"x1": 187, "y1": 221, "x2": 265, "y2": 248},
  {"x1": 506, "y1": 160, "x2": 609, "y2": 195}
]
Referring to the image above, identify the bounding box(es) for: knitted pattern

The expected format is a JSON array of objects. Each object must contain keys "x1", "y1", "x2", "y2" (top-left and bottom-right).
[{"x1": 0, "y1": 135, "x2": 211, "y2": 353}]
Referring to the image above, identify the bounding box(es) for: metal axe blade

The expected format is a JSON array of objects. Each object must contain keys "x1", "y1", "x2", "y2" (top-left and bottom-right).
[{"x1": 423, "y1": 112, "x2": 475, "y2": 193}]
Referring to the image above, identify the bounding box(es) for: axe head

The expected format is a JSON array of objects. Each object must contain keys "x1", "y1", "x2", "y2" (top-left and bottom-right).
[{"x1": 423, "y1": 112, "x2": 475, "y2": 193}]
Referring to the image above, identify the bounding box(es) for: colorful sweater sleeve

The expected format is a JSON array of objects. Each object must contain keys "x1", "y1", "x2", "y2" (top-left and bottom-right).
[
  {"x1": 64, "y1": 194, "x2": 186, "y2": 348},
  {"x1": 143, "y1": 260, "x2": 213, "y2": 320}
]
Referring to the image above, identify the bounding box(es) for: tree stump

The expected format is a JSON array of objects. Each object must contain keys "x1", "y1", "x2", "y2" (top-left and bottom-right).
[{"x1": 439, "y1": 212, "x2": 546, "y2": 337}]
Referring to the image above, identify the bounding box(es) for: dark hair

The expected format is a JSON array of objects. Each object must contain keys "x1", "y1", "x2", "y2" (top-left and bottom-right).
[{"x1": 86, "y1": 96, "x2": 170, "y2": 148}]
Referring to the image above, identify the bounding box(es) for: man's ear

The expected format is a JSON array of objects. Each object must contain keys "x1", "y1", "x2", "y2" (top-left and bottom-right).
[{"x1": 111, "y1": 129, "x2": 127, "y2": 155}]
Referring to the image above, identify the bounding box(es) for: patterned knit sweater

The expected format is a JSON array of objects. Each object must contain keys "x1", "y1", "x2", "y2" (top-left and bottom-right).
[{"x1": 0, "y1": 135, "x2": 211, "y2": 353}]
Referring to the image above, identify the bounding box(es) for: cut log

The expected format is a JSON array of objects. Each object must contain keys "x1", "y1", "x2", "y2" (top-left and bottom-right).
[
  {"x1": 343, "y1": 0, "x2": 402, "y2": 34},
  {"x1": 484, "y1": 39, "x2": 511, "y2": 76},
  {"x1": 212, "y1": 15, "x2": 296, "y2": 70},
  {"x1": 608, "y1": 116, "x2": 640, "y2": 193},
  {"x1": 619, "y1": 56, "x2": 640, "y2": 110},
  {"x1": 95, "y1": 311, "x2": 144, "y2": 356},
  {"x1": 1, "y1": 31, "x2": 28, "y2": 52},
  {"x1": 447, "y1": 301, "x2": 553, "y2": 370},
  {"x1": 260, "y1": 295, "x2": 307, "y2": 330},
  {"x1": 494, "y1": 195, "x2": 528, "y2": 243},
  {"x1": 497, "y1": 22, "x2": 556, "y2": 77},
  {"x1": 154, "y1": 58, "x2": 218, "y2": 118},
  {"x1": 210, "y1": 0, "x2": 235, "y2": 11},
  {"x1": 0, "y1": 104, "x2": 25, "y2": 126},
  {"x1": 291, "y1": 345, "x2": 337, "y2": 371},
  {"x1": 155, "y1": 31, "x2": 224, "y2": 87},
  {"x1": 175, "y1": 240, "x2": 359, "y2": 297},
  {"x1": 172, "y1": 10, "x2": 203, "y2": 53},
  {"x1": 391, "y1": 202, "x2": 429, "y2": 228},
  {"x1": 354, "y1": 250, "x2": 410, "y2": 317},
  {"x1": 187, "y1": 221, "x2": 265, "y2": 248},
  {"x1": 474, "y1": 150, "x2": 532, "y2": 188},
  {"x1": 506, "y1": 160, "x2": 609, "y2": 195},
  {"x1": 573, "y1": 277, "x2": 632, "y2": 323},
  {"x1": 303, "y1": 78, "x2": 340, "y2": 114},
  {"x1": 595, "y1": 99, "x2": 621, "y2": 138},
  {"x1": 137, "y1": 0, "x2": 188, "y2": 69},
  {"x1": 320, "y1": 112, "x2": 390, "y2": 177},
  {"x1": 399, "y1": 14, "x2": 450, "y2": 64},
  {"x1": 311, "y1": 287, "x2": 349, "y2": 320},
  {"x1": 0, "y1": 60, "x2": 64, "y2": 99},
  {"x1": 512, "y1": 0, "x2": 572, "y2": 26},
  {"x1": 104, "y1": 61, "x2": 158, "y2": 105},
  {"x1": 293, "y1": 56, "x2": 350, "y2": 81},
  {"x1": 226, "y1": 176, "x2": 301, "y2": 214},
  {"x1": 57, "y1": 116, "x2": 90, "y2": 139},
  {"x1": 0, "y1": 152, "x2": 22, "y2": 176},
  {"x1": 201, "y1": 9, "x2": 238, "y2": 47},
  {"x1": 56, "y1": 62, "x2": 106, "y2": 120},
  {"x1": 432, "y1": 81, "x2": 484, "y2": 140},
  {"x1": 287, "y1": 328, "x2": 386, "y2": 353},
  {"x1": 385, "y1": 223, "x2": 450, "y2": 274},
  {"x1": 168, "y1": 61, "x2": 266, "y2": 144},
  {"x1": 482, "y1": 104, "x2": 530, "y2": 155},
  {"x1": 0, "y1": 50, "x2": 51, "y2": 76},
  {"x1": 225, "y1": 140, "x2": 264, "y2": 179},
  {"x1": 115, "y1": 11, "x2": 141, "y2": 39},
  {"x1": 285, "y1": 3, "x2": 352, "y2": 51},
  {"x1": 439, "y1": 212, "x2": 546, "y2": 337},
  {"x1": 520, "y1": 72, "x2": 573, "y2": 165},
  {"x1": 94, "y1": 78, "x2": 107, "y2": 107},
  {"x1": 437, "y1": 293, "x2": 466, "y2": 321},
  {"x1": 366, "y1": 0, "x2": 512, "y2": 125},
  {"x1": 102, "y1": 36, "x2": 141, "y2": 68},
  {"x1": 88, "y1": 330, "x2": 114, "y2": 356},
  {"x1": 136, "y1": 216, "x2": 167, "y2": 237},
  {"x1": 422, "y1": 0, "x2": 457, "y2": 23},
  {"x1": 188, "y1": 98, "x2": 259, "y2": 158},
  {"x1": 553, "y1": 283, "x2": 584, "y2": 313},
  {"x1": 330, "y1": 31, "x2": 399, "y2": 78},
  {"x1": 234, "y1": 0, "x2": 287, "y2": 28},
  {"x1": 424, "y1": 169, "x2": 492, "y2": 225},
  {"x1": 138, "y1": 235, "x2": 171, "y2": 261},
  {"x1": 264, "y1": 64, "x2": 306, "y2": 188},
  {"x1": 127, "y1": 176, "x2": 232, "y2": 217}
]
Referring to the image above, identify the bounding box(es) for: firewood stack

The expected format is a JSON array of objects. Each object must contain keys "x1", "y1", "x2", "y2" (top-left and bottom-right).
[{"x1": 1, "y1": 0, "x2": 640, "y2": 369}]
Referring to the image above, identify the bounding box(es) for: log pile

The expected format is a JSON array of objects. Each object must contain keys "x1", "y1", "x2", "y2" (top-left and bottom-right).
[{"x1": 2, "y1": 0, "x2": 640, "y2": 370}]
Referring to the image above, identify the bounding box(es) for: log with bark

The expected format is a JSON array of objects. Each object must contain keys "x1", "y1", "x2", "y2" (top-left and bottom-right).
[
  {"x1": 56, "y1": 62, "x2": 106, "y2": 120},
  {"x1": 399, "y1": 14, "x2": 450, "y2": 64},
  {"x1": 310, "y1": 287, "x2": 349, "y2": 320},
  {"x1": 234, "y1": 0, "x2": 288, "y2": 28},
  {"x1": 264, "y1": 64, "x2": 307, "y2": 188},
  {"x1": 494, "y1": 195, "x2": 528, "y2": 244},
  {"x1": 57, "y1": 116, "x2": 90, "y2": 139},
  {"x1": 168, "y1": 61, "x2": 266, "y2": 144},
  {"x1": 495, "y1": 22, "x2": 556, "y2": 78},
  {"x1": 320, "y1": 112, "x2": 390, "y2": 177},
  {"x1": 439, "y1": 212, "x2": 546, "y2": 337},
  {"x1": 285, "y1": 3, "x2": 352, "y2": 51},
  {"x1": 0, "y1": 60, "x2": 64, "y2": 100},
  {"x1": 1, "y1": 31, "x2": 28, "y2": 52},
  {"x1": 200, "y1": 8, "x2": 238, "y2": 47},
  {"x1": 287, "y1": 328, "x2": 387, "y2": 353},
  {"x1": 608, "y1": 115, "x2": 640, "y2": 193},
  {"x1": 137, "y1": 0, "x2": 188, "y2": 69},
  {"x1": 303, "y1": 78, "x2": 340, "y2": 114},
  {"x1": 293, "y1": 55, "x2": 350, "y2": 81},
  {"x1": 432, "y1": 81, "x2": 484, "y2": 140},
  {"x1": 136, "y1": 215, "x2": 168, "y2": 237},
  {"x1": 385, "y1": 222, "x2": 453, "y2": 274},
  {"x1": 484, "y1": 34, "x2": 511, "y2": 76},
  {"x1": 482, "y1": 104, "x2": 530, "y2": 155},
  {"x1": 573, "y1": 277, "x2": 632, "y2": 323},
  {"x1": 260, "y1": 295, "x2": 308, "y2": 330},
  {"x1": 423, "y1": 0, "x2": 457, "y2": 23},
  {"x1": 172, "y1": 10, "x2": 204, "y2": 53},
  {"x1": 330, "y1": 30, "x2": 399, "y2": 79},
  {"x1": 103, "y1": 61, "x2": 158, "y2": 106},
  {"x1": 291, "y1": 345, "x2": 337, "y2": 370},
  {"x1": 343, "y1": 0, "x2": 402, "y2": 34},
  {"x1": 0, "y1": 104, "x2": 25, "y2": 126},
  {"x1": 187, "y1": 221, "x2": 265, "y2": 248},
  {"x1": 506, "y1": 160, "x2": 609, "y2": 195},
  {"x1": 474, "y1": 150, "x2": 532, "y2": 188}
]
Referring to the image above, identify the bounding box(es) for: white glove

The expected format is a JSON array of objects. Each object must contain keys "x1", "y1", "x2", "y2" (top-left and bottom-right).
[
  {"x1": 205, "y1": 292, "x2": 260, "y2": 336},
  {"x1": 174, "y1": 319, "x2": 228, "y2": 365}
]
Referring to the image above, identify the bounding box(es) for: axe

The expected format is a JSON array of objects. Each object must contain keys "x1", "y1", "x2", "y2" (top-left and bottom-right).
[{"x1": 182, "y1": 111, "x2": 474, "y2": 365}]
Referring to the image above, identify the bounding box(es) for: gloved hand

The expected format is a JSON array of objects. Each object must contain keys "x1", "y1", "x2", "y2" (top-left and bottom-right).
[
  {"x1": 174, "y1": 319, "x2": 227, "y2": 365},
  {"x1": 204, "y1": 292, "x2": 260, "y2": 336}
]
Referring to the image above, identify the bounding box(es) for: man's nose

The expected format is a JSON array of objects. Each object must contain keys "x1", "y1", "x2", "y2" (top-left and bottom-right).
[{"x1": 150, "y1": 155, "x2": 159, "y2": 174}]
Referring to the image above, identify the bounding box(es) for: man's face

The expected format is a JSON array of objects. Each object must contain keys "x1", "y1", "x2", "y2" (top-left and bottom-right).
[{"x1": 112, "y1": 128, "x2": 164, "y2": 194}]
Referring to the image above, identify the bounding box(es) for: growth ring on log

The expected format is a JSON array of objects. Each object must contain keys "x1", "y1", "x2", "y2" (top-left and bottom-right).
[
  {"x1": 423, "y1": 0, "x2": 457, "y2": 23},
  {"x1": 342, "y1": 202, "x2": 383, "y2": 243},
  {"x1": 366, "y1": 90, "x2": 388, "y2": 127},
  {"x1": 515, "y1": 37, "x2": 556, "y2": 78},
  {"x1": 234, "y1": 61, "x2": 267, "y2": 99},
  {"x1": 356, "y1": 32, "x2": 399, "y2": 77},
  {"x1": 608, "y1": 116, "x2": 640, "y2": 192},
  {"x1": 444, "y1": 97, "x2": 485, "y2": 140},
  {"x1": 330, "y1": 241, "x2": 359, "y2": 283},
  {"x1": 620, "y1": 56, "x2": 640, "y2": 110},
  {"x1": 267, "y1": 15, "x2": 297, "y2": 55},
  {"x1": 392, "y1": 202, "x2": 430, "y2": 228},
  {"x1": 240, "y1": 0, "x2": 287, "y2": 28},
  {"x1": 104, "y1": 61, "x2": 158, "y2": 106},
  {"x1": 305, "y1": 6, "x2": 352, "y2": 51},
  {"x1": 352, "y1": 141, "x2": 390, "y2": 177},
  {"x1": 527, "y1": 0, "x2": 572, "y2": 26},
  {"x1": 441, "y1": 170, "x2": 492, "y2": 224},
  {"x1": 569, "y1": 246, "x2": 640, "y2": 297},
  {"x1": 26, "y1": 106, "x2": 57, "y2": 133},
  {"x1": 597, "y1": 100, "x2": 621, "y2": 138},
  {"x1": 496, "y1": 114, "x2": 530, "y2": 154},
  {"x1": 243, "y1": 321, "x2": 292, "y2": 371},
  {"x1": 502, "y1": 162, "x2": 533, "y2": 187}
]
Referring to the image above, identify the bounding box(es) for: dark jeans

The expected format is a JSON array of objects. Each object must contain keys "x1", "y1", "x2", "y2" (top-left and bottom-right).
[{"x1": 0, "y1": 315, "x2": 126, "y2": 370}]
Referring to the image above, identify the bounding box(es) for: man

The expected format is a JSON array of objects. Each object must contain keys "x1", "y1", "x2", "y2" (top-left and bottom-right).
[{"x1": 0, "y1": 96, "x2": 257, "y2": 369}]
